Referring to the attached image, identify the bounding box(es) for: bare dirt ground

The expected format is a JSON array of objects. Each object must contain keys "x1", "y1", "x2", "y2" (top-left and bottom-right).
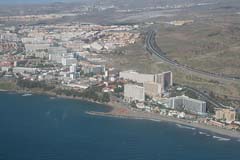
[{"x1": 155, "y1": 12, "x2": 240, "y2": 76}]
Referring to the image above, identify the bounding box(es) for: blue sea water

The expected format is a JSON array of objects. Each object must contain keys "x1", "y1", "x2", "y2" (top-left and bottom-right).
[{"x1": 0, "y1": 92, "x2": 240, "y2": 160}]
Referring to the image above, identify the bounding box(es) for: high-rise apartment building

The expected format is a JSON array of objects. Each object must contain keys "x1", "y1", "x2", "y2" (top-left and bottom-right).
[{"x1": 124, "y1": 84, "x2": 145, "y2": 102}]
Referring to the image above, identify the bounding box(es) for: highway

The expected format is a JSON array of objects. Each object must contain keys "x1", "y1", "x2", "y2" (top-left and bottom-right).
[
  {"x1": 145, "y1": 30, "x2": 240, "y2": 82},
  {"x1": 182, "y1": 85, "x2": 227, "y2": 108}
]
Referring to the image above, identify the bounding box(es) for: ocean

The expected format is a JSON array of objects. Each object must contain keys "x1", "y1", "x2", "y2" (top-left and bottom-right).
[{"x1": 0, "y1": 92, "x2": 240, "y2": 160}]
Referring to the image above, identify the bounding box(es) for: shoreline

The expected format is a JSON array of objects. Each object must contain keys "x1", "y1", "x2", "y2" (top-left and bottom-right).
[
  {"x1": 1, "y1": 89, "x2": 240, "y2": 139},
  {"x1": 0, "y1": 88, "x2": 112, "y2": 109},
  {"x1": 86, "y1": 102, "x2": 240, "y2": 139}
]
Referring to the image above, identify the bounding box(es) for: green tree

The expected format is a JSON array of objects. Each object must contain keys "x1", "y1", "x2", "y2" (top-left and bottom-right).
[
  {"x1": 102, "y1": 92, "x2": 110, "y2": 103},
  {"x1": 131, "y1": 101, "x2": 137, "y2": 108}
]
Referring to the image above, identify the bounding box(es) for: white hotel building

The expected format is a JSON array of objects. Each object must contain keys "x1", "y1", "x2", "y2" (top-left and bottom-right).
[
  {"x1": 120, "y1": 70, "x2": 155, "y2": 83},
  {"x1": 124, "y1": 84, "x2": 145, "y2": 102},
  {"x1": 120, "y1": 70, "x2": 173, "y2": 93},
  {"x1": 168, "y1": 95, "x2": 207, "y2": 115}
]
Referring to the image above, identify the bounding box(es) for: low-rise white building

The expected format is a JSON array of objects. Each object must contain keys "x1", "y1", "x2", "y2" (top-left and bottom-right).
[
  {"x1": 90, "y1": 42, "x2": 103, "y2": 51},
  {"x1": 49, "y1": 54, "x2": 63, "y2": 63},
  {"x1": 13, "y1": 67, "x2": 37, "y2": 74},
  {"x1": 25, "y1": 43, "x2": 50, "y2": 53},
  {"x1": 48, "y1": 47, "x2": 67, "y2": 63},
  {"x1": 62, "y1": 58, "x2": 77, "y2": 66},
  {"x1": 70, "y1": 64, "x2": 77, "y2": 73},
  {"x1": 82, "y1": 65, "x2": 105, "y2": 75}
]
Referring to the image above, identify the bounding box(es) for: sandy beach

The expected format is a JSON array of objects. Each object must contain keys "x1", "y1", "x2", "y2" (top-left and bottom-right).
[{"x1": 87, "y1": 102, "x2": 240, "y2": 139}]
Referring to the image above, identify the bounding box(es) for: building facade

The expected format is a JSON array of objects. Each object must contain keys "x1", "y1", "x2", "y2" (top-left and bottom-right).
[
  {"x1": 83, "y1": 65, "x2": 105, "y2": 75},
  {"x1": 62, "y1": 58, "x2": 77, "y2": 66},
  {"x1": 119, "y1": 70, "x2": 155, "y2": 83},
  {"x1": 119, "y1": 70, "x2": 172, "y2": 93},
  {"x1": 143, "y1": 82, "x2": 162, "y2": 98},
  {"x1": 154, "y1": 71, "x2": 173, "y2": 93},
  {"x1": 215, "y1": 109, "x2": 236, "y2": 123},
  {"x1": 12, "y1": 67, "x2": 37, "y2": 74},
  {"x1": 168, "y1": 95, "x2": 207, "y2": 115},
  {"x1": 48, "y1": 47, "x2": 67, "y2": 63},
  {"x1": 124, "y1": 84, "x2": 145, "y2": 102}
]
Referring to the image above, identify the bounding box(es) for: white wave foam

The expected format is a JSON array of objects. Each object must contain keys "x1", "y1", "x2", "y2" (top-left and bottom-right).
[
  {"x1": 213, "y1": 136, "x2": 231, "y2": 141},
  {"x1": 22, "y1": 93, "x2": 32, "y2": 97},
  {"x1": 199, "y1": 131, "x2": 210, "y2": 137},
  {"x1": 149, "y1": 118, "x2": 161, "y2": 122},
  {"x1": 176, "y1": 124, "x2": 196, "y2": 130}
]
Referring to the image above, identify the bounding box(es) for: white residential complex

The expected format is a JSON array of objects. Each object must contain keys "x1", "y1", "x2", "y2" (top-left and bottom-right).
[
  {"x1": 124, "y1": 84, "x2": 145, "y2": 102},
  {"x1": 120, "y1": 70, "x2": 173, "y2": 93},
  {"x1": 62, "y1": 57, "x2": 77, "y2": 66},
  {"x1": 168, "y1": 95, "x2": 207, "y2": 115},
  {"x1": 48, "y1": 47, "x2": 68, "y2": 63},
  {"x1": 215, "y1": 109, "x2": 236, "y2": 123},
  {"x1": 12, "y1": 67, "x2": 37, "y2": 74}
]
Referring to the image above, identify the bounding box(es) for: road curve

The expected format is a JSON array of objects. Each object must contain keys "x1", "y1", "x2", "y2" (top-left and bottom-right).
[{"x1": 145, "y1": 30, "x2": 240, "y2": 82}]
